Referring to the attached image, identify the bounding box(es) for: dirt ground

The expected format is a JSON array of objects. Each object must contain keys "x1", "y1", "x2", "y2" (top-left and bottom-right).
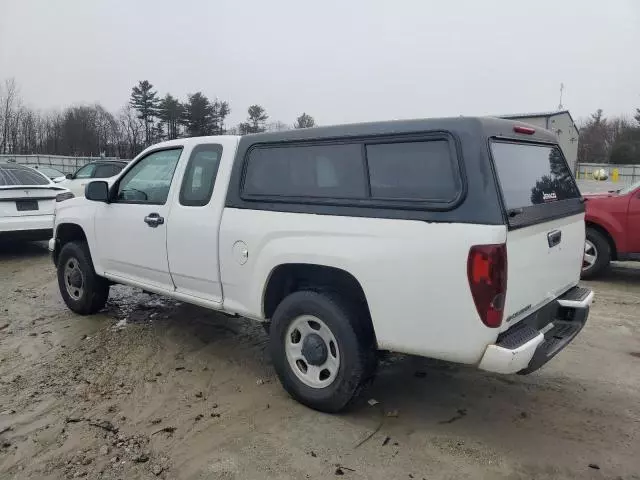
[{"x1": 0, "y1": 242, "x2": 639, "y2": 480}]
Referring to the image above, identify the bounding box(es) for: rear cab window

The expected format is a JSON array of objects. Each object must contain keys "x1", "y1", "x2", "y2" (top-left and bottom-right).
[
  {"x1": 242, "y1": 136, "x2": 462, "y2": 207},
  {"x1": 0, "y1": 165, "x2": 50, "y2": 186},
  {"x1": 490, "y1": 141, "x2": 581, "y2": 225}
]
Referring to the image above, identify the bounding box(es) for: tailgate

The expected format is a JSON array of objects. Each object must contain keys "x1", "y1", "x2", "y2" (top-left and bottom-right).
[
  {"x1": 0, "y1": 187, "x2": 58, "y2": 217},
  {"x1": 490, "y1": 140, "x2": 584, "y2": 330}
]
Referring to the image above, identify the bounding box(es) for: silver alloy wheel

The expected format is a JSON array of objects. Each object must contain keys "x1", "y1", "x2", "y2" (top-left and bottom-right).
[
  {"x1": 64, "y1": 257, "x2": 84, "y2": 301},
  {"x1": 285, "y1": 315, "x2": 340, "y2": 389},
  {"x1": 583, "y1": 239, "x2": 598, "y2": 272}
]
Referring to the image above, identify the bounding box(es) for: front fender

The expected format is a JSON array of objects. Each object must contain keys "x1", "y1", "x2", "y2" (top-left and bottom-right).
[
  {"x1": 585, "y1": 210, "x2": 624, "y2": 252},
  {"x1": 54, "y1": 199, "x2": 102, "y2": 274}
]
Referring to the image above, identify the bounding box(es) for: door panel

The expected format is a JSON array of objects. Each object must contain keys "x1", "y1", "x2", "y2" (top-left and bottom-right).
[
  {"x1": 69, "y1": 163, "x2": 96, "y2": 197},
  {"x1": 94, "y1": 148, "x2": 182, "y2": 291},
  {"x1": 167, "y1": 144, "x2": 224, "y2": 303},
  {"x1": 95, "y1": 203, "x2": 173, "y2": 289}
]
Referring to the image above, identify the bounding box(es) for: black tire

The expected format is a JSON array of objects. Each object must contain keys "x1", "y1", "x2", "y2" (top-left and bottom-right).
[
  {"x1": 57, "y1": 241, "x2": 110, "y2": 315},
  {"x1": 581, "y1": 227, "x2": 611, "y2": 280},
  {"x1": 269, "y1": 290, "x2": 376, "y2": 413}
]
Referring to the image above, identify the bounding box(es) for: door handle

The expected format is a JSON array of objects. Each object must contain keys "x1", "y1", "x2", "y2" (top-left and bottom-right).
[
  {"x1": 144, "y1": 213, "x2": 164, "y2": 228},
  {"x1": 547, "y1": 230, "x2": 562, "y2": 248}
]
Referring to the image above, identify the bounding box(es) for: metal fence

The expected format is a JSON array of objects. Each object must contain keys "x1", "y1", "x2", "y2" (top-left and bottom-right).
[
  {"x1": 0, "y1": 154, "x2": 125, "y2": 175},
  {"x1": 575, "y1": 162, "x2": 640, "y2": 185}
]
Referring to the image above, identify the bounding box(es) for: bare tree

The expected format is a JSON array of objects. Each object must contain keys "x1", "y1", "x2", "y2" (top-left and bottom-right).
[
  {"x1": 266, "y1": 120, "x2": 289, "y2": 132},
  {"x1": 118, "y1": 105, "x2": 144, "y2": 158},
  {"x1": 0, "y1": 78, "x2": 19, "y2": 154},
  {"x1": 579, "y1": 110, "x2": 640, "y2": 164}
]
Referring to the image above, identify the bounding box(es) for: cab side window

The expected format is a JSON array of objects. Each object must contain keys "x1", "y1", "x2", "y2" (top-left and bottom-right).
[
  {"x1": 116, "y1": 149, "x2": 182, "y2": 204},
  {"x1": 93, "y1": 163, "x2": 123, "y2": 178},
  {"x1": 179, "y1": 144, "x2": 223, "y2": 206},
  {"x1": 74, "y1": 164, "x2": 96, "y2": 179}
]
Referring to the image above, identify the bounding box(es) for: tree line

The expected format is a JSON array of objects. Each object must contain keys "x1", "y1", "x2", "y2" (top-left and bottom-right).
[
  {"x1": 0, "y1": 78, "x2": 316, "y2": 158},
  {"x1": 577, "y1": 109, "x2": 640, "y2": 165},
  {"x1": 2, "y1": 76, "x2": 639, "y2": 164}
]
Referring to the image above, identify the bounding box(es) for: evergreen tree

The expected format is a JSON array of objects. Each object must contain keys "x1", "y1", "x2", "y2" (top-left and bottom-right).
[
  {"x1": 217, "y1": 100, "x2": 230, "y2": 134},
  {"x1": 152, "y1": 121, "x2": 165, "y2": 142},
  {"x1": 183, "y1": 92, "x2": 215, "y2": 136},
  {"x1": 158, "y1": 94, "x2": 183, "y2": 140},
  {"x1": 129, "y1": 80, "x2": 159, "y2": 146},
  {"x1": 294, "y1": 112, "x2": 315, "y2": 129},
  {"x1": 239, "y1": 104, "x2": 268, "y2": 134},
  {"x1": 206, "y1": 100, "x2": 231, "y2": 135}
]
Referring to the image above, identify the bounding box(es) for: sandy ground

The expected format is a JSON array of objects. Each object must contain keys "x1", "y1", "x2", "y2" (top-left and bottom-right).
[{"x1": 0, "y1": 242, "x2": 639, "y2": 480}]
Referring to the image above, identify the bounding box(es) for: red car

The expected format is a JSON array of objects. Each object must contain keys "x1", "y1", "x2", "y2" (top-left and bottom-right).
[{"x1": 582, "y1": 180, "x2": 640, "y2": 278}]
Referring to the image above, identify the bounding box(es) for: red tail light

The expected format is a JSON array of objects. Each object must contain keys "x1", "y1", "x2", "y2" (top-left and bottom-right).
[{"x1": 467, "y1": 244, "x2": 507, "y2": 328}]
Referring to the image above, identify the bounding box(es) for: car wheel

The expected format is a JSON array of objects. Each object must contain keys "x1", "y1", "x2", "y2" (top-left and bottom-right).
[
  {"x1": 269, "y1": 290, "x2": 376, "y2": 413},
  {"x1": 581, "y1": 228, "x2": 611, "y2": 279},
  {"x1": 57, "y1": 241, "x2": 110, "y2": 315}
]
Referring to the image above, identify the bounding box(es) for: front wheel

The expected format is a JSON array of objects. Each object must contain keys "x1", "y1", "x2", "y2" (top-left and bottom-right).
[
  {"x1": 269, "y1": 291, "x2": 376, "y2": 413},
  {"x1": 581, "y1": 228, "x2": 611, "y2": 279},
  {"x1": 57, "y1": 241, "x2": 110, "y2": 315}
]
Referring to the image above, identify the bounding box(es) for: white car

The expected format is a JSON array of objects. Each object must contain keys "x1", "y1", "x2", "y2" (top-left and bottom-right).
[
  {"x1": 32, "y1": 165, "x2": 66, "y2": 183},
  {"x1": 50, "y1": 117, "x2": 593, "y2": 412},
  {"x1": 58, "y1": 160, "x2": 127, "y2": 197},
  {"x1": 0, "y1": 163, "x2": 73, "y2": 241}
]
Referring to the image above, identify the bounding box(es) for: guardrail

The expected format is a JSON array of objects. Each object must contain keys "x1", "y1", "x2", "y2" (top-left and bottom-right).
[
  {"x1": 576, "y1": 162, "x2": 640, "y2": 185},
  {"x1": 0, "y1": 154, "x2": 126, "y2": 175}
]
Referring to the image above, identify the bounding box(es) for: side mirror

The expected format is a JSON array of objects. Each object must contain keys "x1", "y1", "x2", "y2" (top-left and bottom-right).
[
  {"x1": 65, "y1": 173, "x2": 73, "y2": 180},
  {"x1": 85, "y1": 181, "x2": 110, "y2": 203}
]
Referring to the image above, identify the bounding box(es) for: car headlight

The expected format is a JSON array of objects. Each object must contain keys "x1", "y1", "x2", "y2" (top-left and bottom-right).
[{"x1": 56, "y1": 192, "x2": 75, "y2": 202}]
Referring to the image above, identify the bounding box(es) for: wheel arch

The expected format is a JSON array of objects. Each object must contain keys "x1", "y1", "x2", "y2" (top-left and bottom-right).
[
  {"x1": 262, "y1": 263, "x2": 376, "y2": 341},
  {"x1": 53, "y1": 223, "x2": 88, "y2": 265},
  {"x1": 585, "y1": 221, "x2": 617, "y2": 261}
]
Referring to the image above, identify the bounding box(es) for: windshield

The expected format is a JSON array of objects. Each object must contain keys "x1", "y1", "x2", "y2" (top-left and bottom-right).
[
  {"x1": 37, "y1": 166, "x2": 64, "y2": 178},
  {"x1": 618, "y1": 180, "x2": 640, "y2": 195}
]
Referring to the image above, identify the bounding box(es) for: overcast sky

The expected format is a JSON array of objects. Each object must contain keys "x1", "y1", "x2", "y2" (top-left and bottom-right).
[{"x1": 1, "y1": 0, "x2": 638, "y2": 126}]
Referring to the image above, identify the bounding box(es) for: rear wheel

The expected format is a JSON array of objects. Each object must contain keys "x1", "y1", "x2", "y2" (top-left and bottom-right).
[
  {"x1": 269, "y1": 290, "x2": 376, "y2": 413},
  {"x1": 581, "y1": 228, "x2": 611, "y2": 279},
  {"x1": 57, "y1": 241, "x2": 110, "y2": 314}
]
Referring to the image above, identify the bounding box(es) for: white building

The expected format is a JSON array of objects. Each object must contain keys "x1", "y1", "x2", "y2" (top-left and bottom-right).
[{"x1": 500, "y1": 110, "x2": 579, "y2": 173}]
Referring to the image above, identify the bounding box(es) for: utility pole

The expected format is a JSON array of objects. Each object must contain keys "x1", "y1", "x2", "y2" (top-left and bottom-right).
[{"x1": 558, "y1": 83, "x2": 564, "y2": 110}]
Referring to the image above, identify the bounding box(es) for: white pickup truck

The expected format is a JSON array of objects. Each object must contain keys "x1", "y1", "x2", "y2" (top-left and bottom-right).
[{"x1": 50, "y1": 117, "x2": 593, "y2": 412}]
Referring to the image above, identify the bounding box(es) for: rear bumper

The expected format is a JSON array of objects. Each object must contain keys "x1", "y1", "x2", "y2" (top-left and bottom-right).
[
  {"x1": 478, "y1": 286, "x2": 593, "y2": 375},
  {"x1": 0, "y1": 215, "x2": 54, "y2": 241}
]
